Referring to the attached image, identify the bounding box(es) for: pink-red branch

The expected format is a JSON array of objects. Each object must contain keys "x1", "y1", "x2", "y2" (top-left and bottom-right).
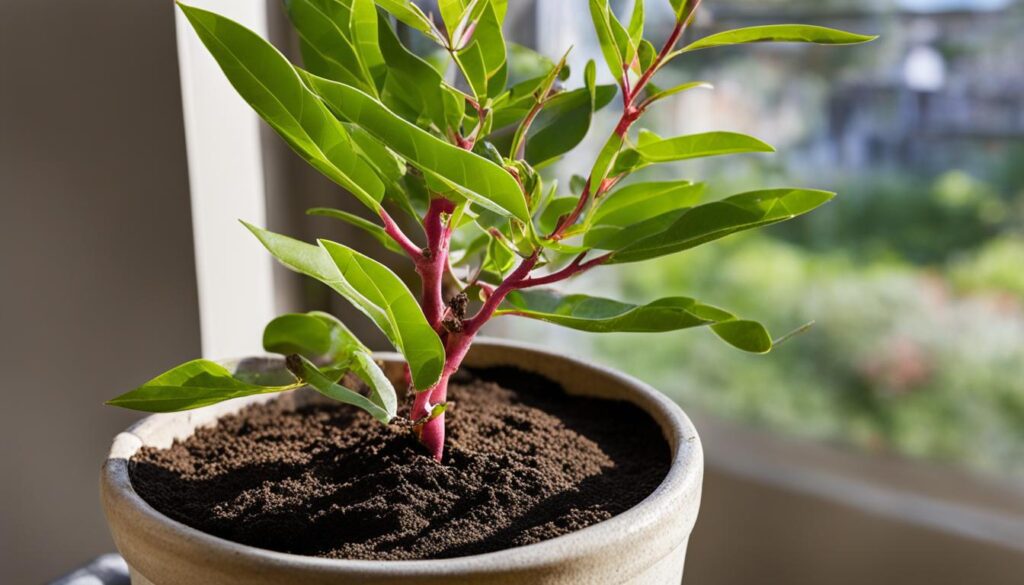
[
  {"x1": 462, "y1": 252, "x2": 540, "y2": 335},
  {"x1": 515, "y1": 252, "x2": 612, "y2": 289},
  {"x1": 419, "y1": 198, "x2": 456, "y2": 330},
  {"x1": 380, "y1": 208, "x2": 423, "y2": 261}
]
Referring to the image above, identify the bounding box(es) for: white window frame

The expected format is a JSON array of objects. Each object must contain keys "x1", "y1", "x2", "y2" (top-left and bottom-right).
[{"x1": 174, "y1": 0, "x2": 277, "y2": 359}]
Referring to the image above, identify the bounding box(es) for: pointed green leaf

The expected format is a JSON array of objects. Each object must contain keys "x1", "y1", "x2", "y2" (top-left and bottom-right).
[
  {"x1": 374, "y1": 0, "x2": 439, "y2": 39},
  {"x1": 589, "y1": 0, "x2": 624, "y2": 82},
  {"x1": 461, "y1": 1, "x2": 506, "y2": 82},
  {"x1": 668, "y1": 0, "x2": 690, "y2": 19},
  {"x1": 266, "y1": 312, "x2": 397, "y2": 418},
  {"x1": 439, "y1": 0, "x2": 469, "y2": 40},
  {"x1": 613, "y1": 131, "x2": 775, "y2": 174},
  {"x1": 263, "y1": 311, "x2": 351, "y2": 359},
  {"x1": 607, "y1": 4, "x2": 635, "y2": 64},
  {"x1": 177, "y1": 3, "x2": 385, "y2": 210},
  {"x1": 457, "y1": 41, "x2": 490, "y2": 98},
  {"x1": 107, "y1": 360, "x2": 302, "y2": 413},
  {"x1": 351, "y1": 0, "x2": 386, "y2": 85},
  {"x1": 537, "y1": 196, "x2": 579, "y2": 235},
  {"x1": 605, "y1": 188, "x2": 836, "y2": 262},
  {"x1": 242, "y1": 223, "x2": 445, "y2": 389},
  {"x1": 678, "y1": 24, "x2": 877, "y2": 54},
  {"x1": 307, "y1": 207, "x2": 406, "y2": 255},
  {"x1": 484, "y1": 234, "x2": 517, "y2": 275},
  {"x1": 586, "y1": 181, "x2": 704, "y2": 245},
  {"x1": 377, "y1": 17, "x2": 461, "y2": 131},
  {"x1": 628, "y1": 0, "x2": 644, "y2": 50},
  {"x1": 302, "y1": 72, "x2": 529, "y2": 220},
  {"x1": 644, "y1": 81, "x2": 713, "y2": 105},
  {"x1": 242, "y1": 221, "x2": 339, "y2": 282},
  {"x1": 525, "y1": 79, "x2": 617, "y2": 166},
  {"x1": 290, "y1": 355, "x2": 392, "y2": 422},
  {"x1": 318, "y1": 239, "x2": 445, "y2": 390},
  {"x1": 285, "y1": 0, "x2": 377, "y2": 94},
  {"x1": 636, "y1": 39, "x2": 657, "y2": 73},
  {"x1": 500, "y1": 289, "x2": 772, "y2": 353},
  {"x1": 710, "y1": 320, "x2": 773, "y2": 354},
  {"x1": 589, "y1": 132, "x2": 625, "y2": 194}
]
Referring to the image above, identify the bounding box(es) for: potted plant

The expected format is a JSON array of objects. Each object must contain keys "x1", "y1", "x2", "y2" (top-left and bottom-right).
[{"x1": 101, "y1": 1, "x2": 872, "y2": 583}]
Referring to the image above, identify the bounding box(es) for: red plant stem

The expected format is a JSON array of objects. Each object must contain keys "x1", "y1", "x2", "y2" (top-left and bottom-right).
[
  {"x1": 411, "y1": 330, "x2": 473, "y2": 461},
  {"x1": 515, "y1": 252, "x2": 612, "y2": 289},
  {"x1": 379, "y1": 208, "x2": 423, "y2": 261},
  {"x1": 419, "y1": 198, "x2": 455, "y2": 330},
  {"x1": 463, "y1": 253, "x2": 540, "y2": 334}
]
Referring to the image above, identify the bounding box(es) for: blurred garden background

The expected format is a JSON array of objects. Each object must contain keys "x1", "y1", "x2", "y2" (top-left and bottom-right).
[{"x1": 506, "y1": 0, "x2": 1024, "y2": 480}]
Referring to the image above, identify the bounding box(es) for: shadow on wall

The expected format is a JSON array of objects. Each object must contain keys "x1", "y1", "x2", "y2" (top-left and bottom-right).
[{"x1": 0, "y1": 1, "x2": 200, "y2": 583}]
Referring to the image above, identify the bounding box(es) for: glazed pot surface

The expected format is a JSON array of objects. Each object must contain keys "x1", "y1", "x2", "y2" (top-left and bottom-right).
[{"x1": 101, "y1": 339, "x2": 703, "y2": 585}]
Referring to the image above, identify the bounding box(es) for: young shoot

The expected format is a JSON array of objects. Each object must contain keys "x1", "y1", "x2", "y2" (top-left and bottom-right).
[{"x1": 108, "y1": 0, "x2": 875, "y2": 462}]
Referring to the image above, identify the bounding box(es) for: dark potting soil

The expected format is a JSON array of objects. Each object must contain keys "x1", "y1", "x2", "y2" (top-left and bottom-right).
[{"x1": 130, "y1": 367, "x2": 671, "y2": 560}]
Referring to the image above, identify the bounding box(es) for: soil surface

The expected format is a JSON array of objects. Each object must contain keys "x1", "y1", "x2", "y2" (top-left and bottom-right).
[{"x1": 130, "y1": 367, "x2": 671, "y2": 560}]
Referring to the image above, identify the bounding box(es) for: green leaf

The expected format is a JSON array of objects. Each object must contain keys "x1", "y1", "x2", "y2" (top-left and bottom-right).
[
  {"x1": 643, "y1": 81, "x2": 713, "y2": 105},
  {"x1": 457, "y1": 42, "x2": 490, "y2": 98},
  {"x1": 266, "y1": 312, "x2": 397, "y2": 418},
  {"x1": 668, "y1": 0, "x2": 689, "y2": 19},
  {"x1": 636, "y1": 39, "x2": 657, "y2": 73},
  {"x1": 290, "y1": 355, "x2": 392, "y2": 422},
  {"x1": 627, "y1": 0, "x2": 644, "y2": 51},
  {"x1": 351, "y1": 0, "x2": 386, "y2": 85},
  {"x1": 710, "y1": 320, "x2": 774, "y2": 354},
  {"x1": 243, "y1": 223, "x2": 445, "y2": 389},
  {"x1": 677, "y1": 25, "x2": 877, "y2": 54},
  {"x1": 300, "y1": 72, "x2": 530, "y2": 221},
  {"x1": 344, "y1": 124, "x2": 414, "y2": 214},
  {"x1": 613, "y1": 131, "x2": 775, "y2": 174},
  {"x1": 243, "y1": 221, "x2": 339, "y2": 282},
  {"x1": 525, "y1": 71, "x2": 616, "y2": 166},
  {"x1": 500, "y1": 289, "x2": 772, "y2": 352},
  {"x1": 589, "y1": 133, "x2": 625, "y2": 194},
  {"x1": 377, "y1": 17, "x2": 461, "y2": 131},
  {"x1": 607, "y1": 4, "x2": 635, "y2": 65},
  {"x1": 318, "y1": 239, "x2": 445, "y2": 390},
  {"x1": 586, "y1": 181, "x2": 704, "y2": 245},
  {"x1": 177, "y1": 3, "x2": 385, "y2": 211},
  {"x1": 263, "y1": 311, "x2": 349, "y2": 359},
  {"x1": 605, "y1": 188, "x2": 836, "y2": 262},
  {"x1": 439, "y1": 0, "x2": 469, "y2": 40},
  {"x1": 461, "y1": 1, "x2": 507, "y2": 87},
  {"x1": 484, "y1": 234, "x2": 517, "y2": 275},
  {"x1": 537, "y1": 196, "x2": 579, "y2": 235},
  {"x1": 107, "y1": 360, "x2": 301, "y2": 413},
  {"x1": 285, "y1": 0, "x2": 377, "y2": 94},
  {"x1": 589, "y1": 0, "x2": 624, "y2": 82},
  {"x1": 307, "y1": 207, "x2": 406, "y2": 255},
  {"x1": 374, "y1": 0, "x2": 439, "y2": 39},
  {"x1": 348, "y1": 350, "x2": 398, "y2": 417}
]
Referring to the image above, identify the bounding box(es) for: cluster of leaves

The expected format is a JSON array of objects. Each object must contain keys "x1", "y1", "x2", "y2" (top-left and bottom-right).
[{"x1": 109, "y1": 0, "x2": 873, "y2": 429}]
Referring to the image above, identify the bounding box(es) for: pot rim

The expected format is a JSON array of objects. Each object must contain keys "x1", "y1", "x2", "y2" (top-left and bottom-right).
[{"x1": 101, "y1": 337, "x2": 702, "y2": 578}]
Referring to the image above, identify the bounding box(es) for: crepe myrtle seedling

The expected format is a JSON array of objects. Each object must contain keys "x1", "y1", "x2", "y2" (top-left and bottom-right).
[{"x1": 109, "y1": 0, "x2": 874, "y2": 461}]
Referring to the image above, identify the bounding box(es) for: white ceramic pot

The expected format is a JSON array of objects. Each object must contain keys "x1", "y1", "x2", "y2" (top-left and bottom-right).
[{"x1": 101, "y1": 339, "x2": 704, "y2": 584}]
